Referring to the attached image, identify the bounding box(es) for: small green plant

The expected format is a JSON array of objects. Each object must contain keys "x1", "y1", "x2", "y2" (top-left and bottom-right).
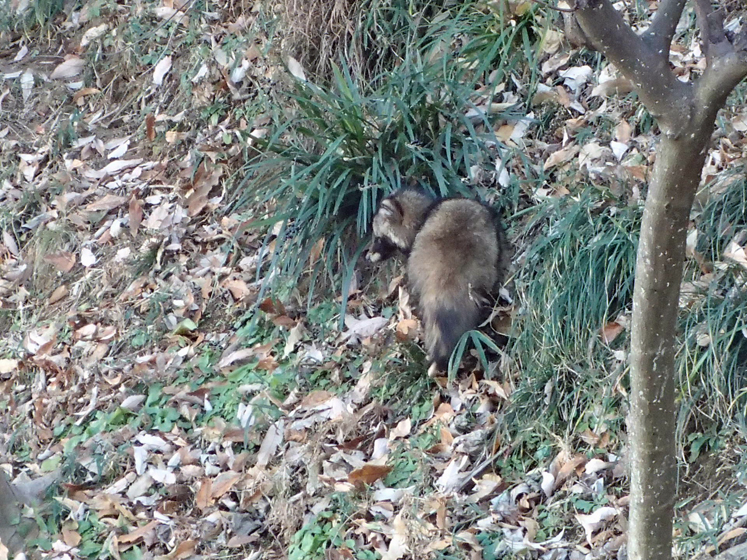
[
  {"x1": 288, "y1": 495, "x2": 356, "y2": 560},
  {"x1": 372, "y1": 346, "x2": 434, "y2": 420},
  {"x1": 448, "y1": 329, "x2": 502, "y2": 379},
  {"x1": 383, "y1": 446, "x2": 427, "y2": 488},
  {"x1": 673, "y1": 492, "x2": 744, "y2": 558}
]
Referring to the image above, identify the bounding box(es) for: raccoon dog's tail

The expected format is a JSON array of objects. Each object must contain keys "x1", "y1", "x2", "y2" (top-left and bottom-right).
[{"x1": 422, "y1": 291, "x2": 482, "y2": 376}]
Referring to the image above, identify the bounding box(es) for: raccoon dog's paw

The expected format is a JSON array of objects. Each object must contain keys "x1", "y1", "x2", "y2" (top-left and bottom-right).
[
  {"x1": 368, "y1": 236, "x2": 398, "y2": 263},
  {"x1": 427, "y1": 362, "x2": 439, "y2": 378}
]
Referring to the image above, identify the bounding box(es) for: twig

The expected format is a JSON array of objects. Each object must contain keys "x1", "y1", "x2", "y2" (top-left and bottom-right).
[
  {"x1": 694, "y1": 0, "x2": 729, "y2": 60},
  {"x1": 641, "y1": 0, "x2": 688, "y2": 60}
]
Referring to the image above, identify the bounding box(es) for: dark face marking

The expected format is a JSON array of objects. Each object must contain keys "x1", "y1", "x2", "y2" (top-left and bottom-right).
[{"x1": 367, "y1": 236, "x2": 399, "y2": 262}]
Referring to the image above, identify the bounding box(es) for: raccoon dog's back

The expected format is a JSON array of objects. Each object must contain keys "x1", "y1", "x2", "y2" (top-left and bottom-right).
[{"x1": 408, "y1": 198, "x2": 505, "y2": 374}]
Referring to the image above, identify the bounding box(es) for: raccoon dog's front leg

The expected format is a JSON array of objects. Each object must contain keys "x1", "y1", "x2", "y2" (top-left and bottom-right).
[{"x1": 367, "y1": 236, "x2": 399, "y2": 263}]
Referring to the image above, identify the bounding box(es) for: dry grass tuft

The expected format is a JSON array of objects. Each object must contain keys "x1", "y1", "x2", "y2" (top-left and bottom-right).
[{"x1": 270, "y1": 0, "x2": 358, "y2": 80}]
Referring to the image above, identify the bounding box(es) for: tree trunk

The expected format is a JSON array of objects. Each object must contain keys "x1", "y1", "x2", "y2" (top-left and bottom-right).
[{"x1": 628, "y1": 116, "x2": 717, "y2": 559}]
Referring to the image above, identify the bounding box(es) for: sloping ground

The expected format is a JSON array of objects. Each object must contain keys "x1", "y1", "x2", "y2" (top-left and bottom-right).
[{"x1": 2, "y1": 1, "x2": 747, "y2": 560}]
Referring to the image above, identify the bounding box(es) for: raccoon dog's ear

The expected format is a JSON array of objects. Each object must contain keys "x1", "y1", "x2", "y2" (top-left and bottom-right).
[{"x1": 379, "y1": 198, "x2": 401, "y2": 218}]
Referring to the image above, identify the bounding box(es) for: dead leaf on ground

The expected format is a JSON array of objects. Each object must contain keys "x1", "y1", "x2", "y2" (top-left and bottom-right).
[
  {"x1": 50, "y1": 57, "x2": 85, "y2": 79},
  {"x1": 86, "y1": 194, "x2": 128, "y2": 212},
  {"x1": 168, "y1": 540, "x2": 197, "y2": 559},
  {"x1": 389, "y1": 418, "x2": 411, "y2": 440},
  {"x1": 348, "y1": 464, "x2": 392, "y2": 486},
  {"x1": 49, "y1": 285, "x2": 68, "y2": 304},
  {"x1": 44, "y1": 252, "x2": 75, "y2": 273},
  {"x1": 0, "y1": 359, "x2": 18, "y2": 374},
  {"x1": 395, "y1": 319, "x2": 418, "y2": 341},
  {"x1": 145, "y1": 114, "x2": 156, "y2": 141},
  {"x1": 543, "y1": 144, "x2": 579, "y2": 170},
  {"x1": 210, "y1": 472, "x2": 241, "y2": 498},
  {"x1": 259, "y1": 297, "x2": 286, "y2": 315},
  {"x1": 576, "y1": 506, "x2": 618, "y2": 545},
  {"x1": 222, "y1": 278, "x2": 251, "y2": 301},
  {"x1": 153, "y1": 56, "x2": 172, "y2": 85},
  {"x1": 381, "y1": 512, "x2": 409, "y2": 560},
  {"x1": 195, "y1": 478, "x2": 213, "y2": 509},
  {"x1": 342, "y1": 315, "x2": 388, "y2": 344},
  {"x1": 118, "y1": 520, "x2": 158, "y2": 545},
  {"x1": 724, "y1": 241, "x2": 747, "y2": 270},
  {"x1": 129, "y1": 197, "x2": 144, "y2": 235},
  {"x1": 255, "y1": 420, "x2": 284, "y2": 468},
  {"x1": 80, "y1": 247, "x2": 97, "y2": 267}
]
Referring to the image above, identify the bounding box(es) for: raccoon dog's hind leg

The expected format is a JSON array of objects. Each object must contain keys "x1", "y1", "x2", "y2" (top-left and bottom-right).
[{"x1": 421, "y1": 291, "x2": 483, "y2": 378}]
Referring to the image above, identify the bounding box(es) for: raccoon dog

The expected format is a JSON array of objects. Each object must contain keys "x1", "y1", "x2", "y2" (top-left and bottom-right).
[{"x1": 368, "y1": 188, "x2": 508, "y2": 377}]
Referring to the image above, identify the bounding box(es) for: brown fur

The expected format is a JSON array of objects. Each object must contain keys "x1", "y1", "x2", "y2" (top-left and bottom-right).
[{"x1": 368, "y1": 189, "x2": 509, "y2": 375}]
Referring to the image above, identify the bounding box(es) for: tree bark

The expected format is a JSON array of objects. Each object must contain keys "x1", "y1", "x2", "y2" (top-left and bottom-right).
[{"x1": 628, "y1": 121, "x2": 716, "y2": 560}]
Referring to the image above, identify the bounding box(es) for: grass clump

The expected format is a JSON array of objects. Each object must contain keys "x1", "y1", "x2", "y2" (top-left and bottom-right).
[
  {"x1": 678, "y1": 174, "x2": 747, "y2": 437},
  {"x1": 274, "y1": 0, "x2": 545, "y2": 83},
  {"x1": 238, "y1": 0, "x2": 545, "y2": 303},
  {"x1": 0, "y1": 0, "x2": 65, "y2": 32},
  {"x1": 509, "y1": 189, "x2": 640, "y2": 431},
  {"x1": 507, "y1": 172, "x2": 747, "y2": 458}
]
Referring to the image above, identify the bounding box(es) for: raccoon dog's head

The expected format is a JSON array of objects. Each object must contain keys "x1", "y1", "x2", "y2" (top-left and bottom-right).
[{"x1": 368, "y1": 188, "x2": 435, "y2": 263}]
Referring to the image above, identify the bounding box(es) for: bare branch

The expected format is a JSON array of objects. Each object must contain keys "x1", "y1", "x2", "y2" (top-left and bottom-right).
[
  {"x1": 641, "y1": 0, "x2": 687, "y2": 61},
  {"x1": 562, "y1": 12, "x2": 595, "y2": 50},
  {"x1": 696, "y1": 50, "x2": 747, "y2": 114},
  {"x1": 692, "y1": 0, "x2": 747, "y2": 111},
  {"x1": 694, "y1": 0, "x2": 730, "y2": 60},
  {"x1": 574, "y1": 0, "x2": 689, "y2": 130}
]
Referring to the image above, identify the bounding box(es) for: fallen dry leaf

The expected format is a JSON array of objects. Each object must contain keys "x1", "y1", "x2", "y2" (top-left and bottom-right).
[
  {"x1": 543, "y1": 144, "x2": 579, "y2": 170},
  {"x1": 381, "y1": 512, "x2": 409, "y2": 560},
  {"x1": 153, "y1": 56, "x2": 172, "y2": 85},
  {"x1": 44, "y1": 251, "x2": 75, "y2": 273},
  {"x1": 576, "y1": 506, "x2": 618, "y2": 545},
  {"x1": 146, "y1": 114, "x2": 156, "y2": 141},
  {"x1": 118, "y1": 520, "x2": 158, "y2": 545},
  {"x1": 255, "y1": 420, "x2": 284, "y2": 468},
  {"x1": 80, "y1": 247, "x2": 97, "y2": 267},
  {"x1": 395, "y1": 319, "x2": 418, "y2": 341},
  {"x1": 50, "y1": 57, "x2": 85, "y2": 79},
  {"x1": 86, "y1": 194, "x2": 128, "y2": 212},
  {"x1": 195, "y1": 478, "x2": 213, "y2": 509},
  {"x1": 287, "y1": 56, "x2": 306, "y2": 81},
  {"x1": 348, "y1": 464, "x2": 393, "y2": 486},
  {"x1": 223, "y1": 278, "x2": 251, "y2": 301},
  {"x1": 170, "y1": 540, "x2": 198, "y2": 559},
  {"x1": 0, "y1": 359, "x2": 18, "y2": 374},
  {"x1": 49, "y1": 285, "x2": 68, "y2": 304},
  {"x1": 724, "y1": 241, "x2": 747, "y2": 270},
  {"x1": 129, "y1": 197, "x2": 144, "y2": 235},
  {"x1": 210, "y1": 471, "x2": 241, "y2": 498},
  {"x1": 389, "y1": 418, "x2": 411, "y2": 440}
]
